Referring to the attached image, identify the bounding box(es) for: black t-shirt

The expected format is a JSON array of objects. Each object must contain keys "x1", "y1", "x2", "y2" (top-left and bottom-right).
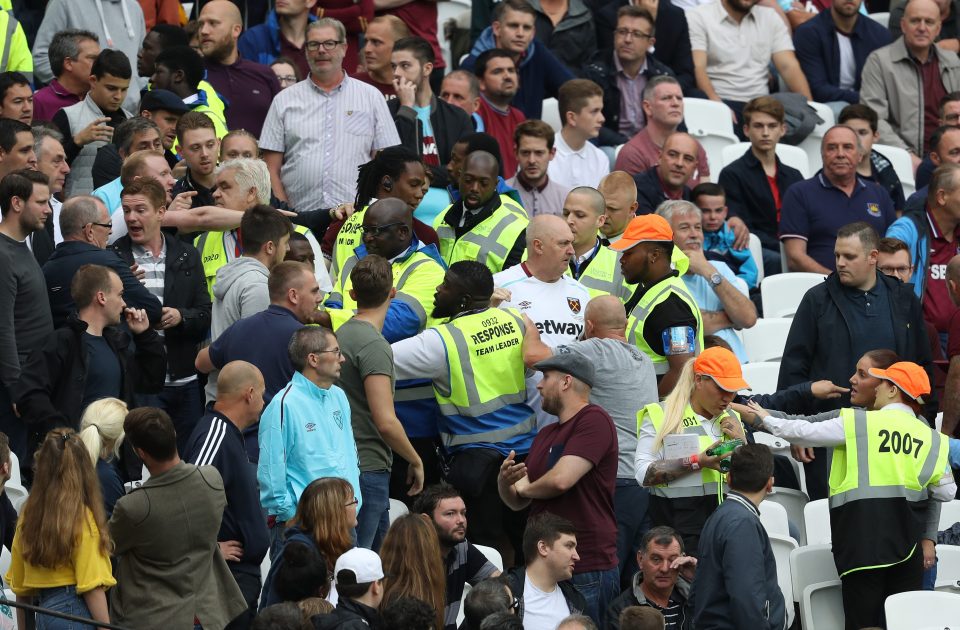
[{"x1": 81, "y1": 332, "x2": 121, "y2": 409}]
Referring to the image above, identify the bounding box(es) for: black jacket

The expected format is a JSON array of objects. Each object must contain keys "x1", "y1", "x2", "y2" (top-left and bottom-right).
[
  {"x1": 506, "y1": 567, "x2": 586, "y2": 621},
  {"x1": 30, "y1": 218, "x2": 55, "y2": 267},
  {"x1": 606, "y1": 571, "x2": 694, "y2": 630},
  {"x1": 634, "y1": 166, "x2": 690, "y2": 215},
  {"x1": 389, "y1": 96, "x2": 474, "y2": 190},
  {"x1": 717, "y1": 150, "x2": 805, "y2": 250},
  {"x1": 13, "y1": 315, "x2": 166, "y2": 433},
  {"x1": 42, "y1": 241, "x2": 163, "y2": 328},
  {"x1": 312, "y1": 597, "x2": 383, "y2": 630},
  {"x1": 581, "y1": 49, "x2": 675, "y2": 147},
  {"x1": 778, "y1": 271, "x2": 937, "y2": 420},
  {"x1": 110, "y1": 233, "x2": 211, "y2": 380}
]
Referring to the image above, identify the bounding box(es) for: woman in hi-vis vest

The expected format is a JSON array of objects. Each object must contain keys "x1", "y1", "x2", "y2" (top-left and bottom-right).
[{"x1": 635, "y1": 347, "x2": 749, "y2": 557}]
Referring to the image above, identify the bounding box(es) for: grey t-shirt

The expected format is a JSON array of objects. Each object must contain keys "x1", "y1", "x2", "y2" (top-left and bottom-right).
[
  {"x1": 555, "y1": 338, "x2": 658, "y2": 478},
  {"x1": 336, "y1": 318, "x2": 396, "y2": 471}
]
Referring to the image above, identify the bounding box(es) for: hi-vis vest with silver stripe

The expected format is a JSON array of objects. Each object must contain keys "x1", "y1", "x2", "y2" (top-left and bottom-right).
[
  {"x1": 577, "y1": 246, "x2": 636, "y2": 301},
  {"x1": 432, "y1": 307, "x2": 536, "y2": 454},
  {"x1": 639, "y1": 402, "x2": 743, "y2": 499},
  {"x1": 828, "y1": 407, "x2": 949, "y2": 576},
  {"x1": 331, "y1": 205, "x2": 367, "y2": 283},
  {"x1": 433, "y1": 199, "x2": 528, "y2": 274}
]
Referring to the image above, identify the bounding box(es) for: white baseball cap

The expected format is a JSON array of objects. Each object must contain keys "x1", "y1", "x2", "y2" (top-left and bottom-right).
[{"x1": 334, "y1": 548, "x2": 384, "y2": 585}]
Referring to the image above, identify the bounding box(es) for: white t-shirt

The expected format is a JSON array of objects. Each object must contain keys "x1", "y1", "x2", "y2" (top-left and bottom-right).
[
  {"x1": 836, "y1": 31, "x2": 856, "y2": 91},
  {"x1": 548, "y1": 131, "x2": 611, "y2": 189},
  {"x1": 522, "y1": 572, "x2": 570, "y2": 630},
  {"x1": 494, "y1": 263, "x2": 591, "y2": 427}
]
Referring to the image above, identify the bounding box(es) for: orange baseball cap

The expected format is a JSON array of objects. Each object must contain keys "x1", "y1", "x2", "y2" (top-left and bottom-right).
[
  {"x1": 868, "y1": 362, "x2": 930, "y2": 403},
  {"x1": 693, "y1": 347, "x2": 750, "y2": 392},
  {"x1": 608, "y1": 214, "x2": 674, "y2": 251}
]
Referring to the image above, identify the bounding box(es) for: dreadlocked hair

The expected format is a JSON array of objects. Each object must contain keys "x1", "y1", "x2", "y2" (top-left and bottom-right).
[{"x1": 354, "y1": 145, "x2": 422, "y2": 209}]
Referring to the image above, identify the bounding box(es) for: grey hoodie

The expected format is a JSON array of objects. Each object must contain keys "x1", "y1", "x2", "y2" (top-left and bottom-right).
[
  {"x1": 211, "y1": 257, "x2": 270, "y2": 341},
  {"x1": 32, "y1": 0, "x2": 145, "y2": 111}
]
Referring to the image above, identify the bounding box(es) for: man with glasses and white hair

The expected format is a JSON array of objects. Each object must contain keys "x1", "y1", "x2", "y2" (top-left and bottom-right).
[{"x1": 260, "y1": 17, "x2": 399, "y2": 215}]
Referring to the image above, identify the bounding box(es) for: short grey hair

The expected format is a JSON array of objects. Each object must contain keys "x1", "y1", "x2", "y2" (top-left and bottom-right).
[
  {"x1": 32, "y1": 126, "x2": 64, "y2": 159},
  {"x1": 821, "y1": 124, "x2": 864, "y2": 156},
  {"x1": 444, "y1": 70, "x2": 480, "y2": 100},
  {"x1": 642, "y1": 74, "x2": 680, "y2": 103},
  {"x1": 656, "y1": 199, "x2": 701, "y2": 222},
  {"x1": 115, "y1": 117, "x2": 160, "y2": 156},
  {"x1": 216, "y1": 158, "x2": 271, "y2": 205},
  {"x1": 60, "y1": 196, "x2": 103, "y2": 239},
  {"x1": 288, "y1": 326, "x2": 334, "y2": 372},
  {"x1": 308, "y1": 17, "x2": 347, "y2": 43},
  {"x1": 49, "y1": 29, "x2": 99, "y2": 77},
  {"x1": 557, "y1": 615, "x2": 598, "y2": 630}
]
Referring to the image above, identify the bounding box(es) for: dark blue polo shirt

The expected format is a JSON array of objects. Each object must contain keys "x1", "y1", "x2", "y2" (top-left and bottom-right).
[
  {"x1": 779, "y1": 171, "x2": 896, "y2": 270},
  {"x1": 840, "y1": 273, "x2": 896, "y2": 362}
]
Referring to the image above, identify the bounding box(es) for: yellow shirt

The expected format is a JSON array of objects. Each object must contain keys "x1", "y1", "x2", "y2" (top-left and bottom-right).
[{"x1": 6, "y1": 509, "x2": 116, "y2": 595}]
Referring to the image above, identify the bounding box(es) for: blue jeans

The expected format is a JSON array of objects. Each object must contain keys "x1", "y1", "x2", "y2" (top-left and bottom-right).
[
  {"x1": 356, "y1": 470, "x2": 390, "y2": 551},
  {"x1": 570, "y1": 567, "x2": 620, "y2": 627},
  {"x1": 268, "y1": 520, "x2": 287, "y2": 561},
  {"x1": 36, "y1": 586, "x2": 93, "y2": 630},
  {"x1": 614, "y1": 479, "x2": 650, "y2": 587},
  {"x1": 137, "y1": 381, "x2": 204, "y2": 456}
]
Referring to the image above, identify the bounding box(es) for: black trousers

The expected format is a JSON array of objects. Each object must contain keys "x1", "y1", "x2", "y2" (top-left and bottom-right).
[
  {"x1": 225, "y1": 568, "x2": 262, "y2": 630},
  {"x1": 840, "y1": 547, "x2": 923, "y2": 630}
]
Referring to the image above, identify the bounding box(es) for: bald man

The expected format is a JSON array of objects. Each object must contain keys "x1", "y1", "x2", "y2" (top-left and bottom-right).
[
  {"x1": 199, "y1": 0, "x2": 281, "y2": 136},
  {"x1": 434, "y1": 150, "x2": 529, "y2": 273},
  {"x1": 183, "y1": 360, "x2": 270, "y2": 629},
  {"x1": 861, "y1": 0, "x2": 960, "y2": 161},
  {"x1": 633, "y1": 132, "x2": 698, "y2": 215},
  {"x1": 521, "y1": 293, "x2": 658, "y2": 588},
  {"x1": 493, "y1": 215, "x2": 590, "y2": 427},
  {"x1": 598, "y1": 172, "x2": 639, "y2": 244},
  {"x1": 563, "y1": 187, "x2": 636, "y2": 301}
]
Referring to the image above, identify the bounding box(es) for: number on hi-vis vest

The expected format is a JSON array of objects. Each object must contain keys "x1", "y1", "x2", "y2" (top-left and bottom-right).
[{"x1": 878, "y1": 429, "x2": 923, "y2": 459}]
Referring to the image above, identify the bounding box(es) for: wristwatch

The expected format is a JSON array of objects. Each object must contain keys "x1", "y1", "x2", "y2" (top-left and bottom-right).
[{"x1": 709, "y1": 272, "x2": 723, "y2": 287}]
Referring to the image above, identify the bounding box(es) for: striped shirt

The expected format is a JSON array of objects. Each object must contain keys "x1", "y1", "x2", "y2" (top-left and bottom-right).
[{"x1": 259, "y1": 74, "x2": 400, "y2": 213}]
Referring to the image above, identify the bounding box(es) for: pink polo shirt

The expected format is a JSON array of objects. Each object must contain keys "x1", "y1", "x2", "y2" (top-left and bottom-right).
[{"x1": 33, "y1": 79, "x2": 82, "y2": 123}]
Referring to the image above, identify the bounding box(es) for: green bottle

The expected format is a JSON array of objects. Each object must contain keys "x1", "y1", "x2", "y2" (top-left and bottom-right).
[{"x1": 706, "y1": 438, "x2": 744, "y2": 472}]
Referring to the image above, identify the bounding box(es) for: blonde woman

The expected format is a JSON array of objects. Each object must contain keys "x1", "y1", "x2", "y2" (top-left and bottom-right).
[
  {"x1": 79, "y1": 398, "x2": 128, "y2": 518},
  {"x1": 634, "y1": 347, "x2": 749, "y2": 557}
]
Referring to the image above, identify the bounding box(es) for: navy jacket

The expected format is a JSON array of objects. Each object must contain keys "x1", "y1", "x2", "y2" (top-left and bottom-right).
[
  {"x1": 634, "y1": 166, "x2": 691, "y2": 215},
  {"x1": 793, "y1": 10, "x2": 892, "y2": 104},
  {"x1": 238, "y1": 10, "x2": 316, "y2": 67},
  {"x1": 717, "y1": 150, "x2": 805, "y2": 250},
  {"x1": 42, "y1": 241, "x2": 163, "y2": 328},
  {"x1": 183, "y1": 410, "x2": 269, "y2": 577}
]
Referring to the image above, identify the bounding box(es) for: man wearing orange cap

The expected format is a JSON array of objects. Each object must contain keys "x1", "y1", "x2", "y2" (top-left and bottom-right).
[
  {"x1": 635, "y1": 347, "x2": 749, "y2": 558},
  {"x1": 742, "y1": 362, "x2": 955, "y2": 630},
  {"x1": 610, "y1": 213, "x2": 704, "y2": 396}
]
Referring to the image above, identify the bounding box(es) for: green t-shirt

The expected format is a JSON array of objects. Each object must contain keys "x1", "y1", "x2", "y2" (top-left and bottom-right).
[{"x1": 336, "y1": 318, "x2": 396, "y2": 471}]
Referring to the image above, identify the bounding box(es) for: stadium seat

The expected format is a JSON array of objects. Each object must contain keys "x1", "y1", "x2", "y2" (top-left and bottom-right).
[
  {"x1": 474, "y1": 544, "x2": 504, "y2": 571},
  {"x1": 5, "y1": 486, "x2": 26, "y2": 514},
  {"x1": 741, "y1": 362, "x2": 780, "y2": 395},
  {"x1": 804, "y1": 498, "x2": 831, "y2": 545},
  {"x1": 7, "y1": 452, "x2": 19, "y2": 489},
  {"x1": 741, "y1": 317, "x2": 793, "y2": 362},
  {"x1": 790, "y1": 544, "x2": 839, "y2": 604},
  {"x1": 0, "y1": 546, "x2": 9, "y2": 587},
  {"x1": 258, "y1": 553, "x2": 271, "y2": 606},
  {"x1": 720, "y1": 143, "x2": 812, "y2": 178},
  {"x1": 760, "y1": 501, "x2": 791, "y2": 538},
  {"x1": 885, "y1": 590, "x2": 960, "y2": 630},
  {"x1": 874, "y1": 143, "x2": 916, "y2": 198},
  {"x1": 437, "y1": 1, "x2": 469, "y2": 68},
  {"x1": 767, "y1": 487, "x2": 809, "y2": 546},
  {"x1": 798, "y1": 101, "x2": 835, "y2": 173},
  {"x1": 768, "y1": 533, "x2": 798, "y2": 628},
  {"x1": 939, "y1": 499, "x2": 960, "y2": 531},
  {"x1": 868, "y1": 11, "x2": 890, "y2": 27},
  {"x1": 748, "y1": 233, "x2": 764, "y2": 284},
  {"x1": 935, "y1": 544, "x2": 960, "y2": 593},
  {"x1": 683, "y1": 97, "x2": 739, "y2": 176},
  {"x1": 801, "y1": 580, "x2": 844, "y2": 630},
  {"x1": 389, "y1": 498, "x2": 409, "y2": 525},
  {"x1": 752, "y1": 431, "x2": 790, "y2": 452},
  {"x1": 542, "y1": 98, "x2": 562, "y2": 133},
  {"x1": 760, "y1": 272, "x2": 826, "y2": 318}
]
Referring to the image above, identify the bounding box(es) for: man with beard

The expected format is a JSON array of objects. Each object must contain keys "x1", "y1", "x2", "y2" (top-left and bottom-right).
[
  {"x1": 498, "y1": 350, "x2": 618, "y2": 626},
  {"x1": 474, "y1": 50, "x2": 526, "y2": 177},
  {"x1": 412, "y1": 484, "x2": 501, "y2": 630},
  {"x1": 506, "y1": 121, "x2": 570, "y2": 218}
]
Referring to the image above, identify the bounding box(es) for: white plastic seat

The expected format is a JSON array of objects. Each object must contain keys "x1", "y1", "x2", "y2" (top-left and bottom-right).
[
  {"x1": 5, "y1": 485, "x2": 26, "y2": 514},
  {"x1": 741, "y1": 362, "x2": 781, "y2": 395},
  {"x1": 748, "y1": 233, "x2": 764, "y2": 284},
  {"x1": 803, "y1": 498, "x2": 832, "y2": 545},
  {"x1": 740, "y1": 317, "x2": 793, "y2": 362},
  {"x1": 768, "y1": 533, "x2": 797, "y2": 628},
  {"x1": 683, "y1": 97, "x2": 736, "y2": 137},
  {"x1": 767, "y1": 487, "x2": 809, "y2": 546},
  {"x1": 388, "y1": 498, "x2": 409, "y2": 525},
  {"x1": 798, "y1": 102, "x2": 835, "y2": 174},
  {"x1": 693, "y1": 132, "x2": 739, "y2": 181},
  {"x1": 436, "y1": 2, "x2": 470, "y2": 69},
  {"x1": 7, "y1": 452, "x2": 19, "y2": 489},
  {"x1": 759, "y1": 501, "x2": 791, "y2": 538},
  {"x1": 790, "y1": 544, "x2": 839, "y2": 604},
  {"x1": 0, "y1": 546, "x2": 10, "y2": 588},
  {"x1": 542, "y1": 98, "x2": 562, "y2": 133},
  {"x1": 868, "y1": 11, "x2": 890, "y2": 27},
  {"x1": 934, "y1": 544, "x2": 960, "y2": 593},
  {"x1": 874, "y1": 143, "x2": 916, "y2": 198},
  {"x1": 752, "y1": 431, "x2": 790, "y2": 452},
  {"x1": 801, "y1": 580, "x2": 844, "y2": 630},
  {"x1": 720, "y1": 142, "x2": 812, "y2": 178},
  {"x1": 760, "y1": 272, "x2": 826, "y2": 318},
  {"x1": 474, "y1": 544, "x2": 504, "y2": 571},
  {"x1": 939, "y1": 499, "x2": 960, "y2": 530},
  {"x1": 886, "y1": 590, "x2": 960, "y2": 629}
]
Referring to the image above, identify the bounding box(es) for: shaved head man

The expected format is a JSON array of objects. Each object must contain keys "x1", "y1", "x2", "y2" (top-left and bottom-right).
[
  {"x1": 459, "y1": 150, "x2": 501, "y2": 210},
  {"x1": 198, "y1": 1, "x2": 243, "y2": 63},
  {"x1": 563, "y1": 187, "x2": 607, "y2": 259},
  {"x1": 525, "y1": 214, "x2": 577, "y2": 281},
  {"x1": 598, "y1": 172, "x2": 639, "y2": 243}
]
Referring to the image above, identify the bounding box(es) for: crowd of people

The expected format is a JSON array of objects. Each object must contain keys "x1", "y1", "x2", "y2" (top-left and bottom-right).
[{"x1": 0, "y1": 0, "x2": 959, "y2": 627}]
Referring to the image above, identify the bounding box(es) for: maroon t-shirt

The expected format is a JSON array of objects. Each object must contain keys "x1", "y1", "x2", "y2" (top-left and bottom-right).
[
  {"x1": 919, "y1": 55, "x2": 948, "y2": 154},
  {"x1": 922, "y1": 210, "x2": 960, "y2": 333},
  {"x1": 352, "y1": 71, "x2": 398, "y2": 100},
  {"x1": 380, "y1": 1, "x2": 445, "y2": 70},
  {"x1": 525, "y1": 403, "x2": 618, "y2": 573},
  {"x1": 477, "y1": 98, "x2": 525, "y2": 178}
]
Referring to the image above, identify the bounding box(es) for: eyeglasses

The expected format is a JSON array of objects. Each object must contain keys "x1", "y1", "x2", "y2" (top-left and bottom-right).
[
  {"x1": 615, "y1": 28, "x2": 652, "y2": 40},
  {"x1": 305, "y1": 40, "x2": 343, "y2": 52},
  {"x1": 90, "y1": 221, "x2": 112, "y2": 229},
  {"x1": 345, "y1": 496, "x2": 359, "y2": 507},
  {"x1": 878, "y1": 265, "x2": 913, "y2": 276},
  {"x1": 312, "y1": 348, "x2": 342, "y2": 357},
  {"x1": 276, "y1": 75, "x2": 297, "y2": 84},
  {"x1": 361, "y1": 222, "x2": 404, "y2": 237}
]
